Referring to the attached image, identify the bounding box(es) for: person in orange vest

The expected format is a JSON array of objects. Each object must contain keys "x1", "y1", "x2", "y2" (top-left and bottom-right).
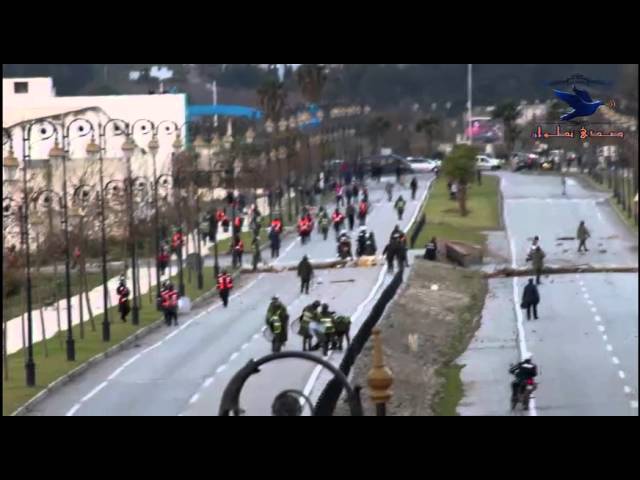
[
  {"x1": 298, "y1": 216, "x2": 311, "y2": 245},
  {"x1": 160, "y1": 281, "x2": 179, "y2": 326},
  {"x1": 217, "y1": 270, "x2": 234, "y2": 307},
  {"x1": 218, "y1": 209, "x2": 230, "y2": 233},
  {"x1": 232, "y1": 235, "x2": 244, "y2": 268},
  {"x1": 358, "y1": 199, "x2": 368, "y2": 226},
  {"x1": 271, "y1": 217, "x2": 283, "y2": 235},
  {"x1": 331, "y1": 208, "x2": 345, "y2": 239}
]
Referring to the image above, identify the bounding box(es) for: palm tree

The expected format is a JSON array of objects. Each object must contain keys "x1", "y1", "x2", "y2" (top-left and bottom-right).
[
  {"x1": 415, "y1": 116, "x2": 440, "y2": 156},
  {"x1": 296, "y1": 64, "x2": 327, "y2": 105},
  {"x1": 366, "y1": 116, "x2": 391, "y2": 155},
  {"x1": 257, "y1": 78, "x2": 287, "y2": 121},
  {"x1": 492, "y1": 101, "x2": 521, "y2": 158}
]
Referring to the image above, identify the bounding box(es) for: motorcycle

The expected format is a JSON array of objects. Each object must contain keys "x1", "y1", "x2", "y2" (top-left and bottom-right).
[
  {"x1": 511, "y1": 377, "x2": 537, "y2": 411},
  {"x1": 338, "y1": 240, "x2": 352, "y2": 260}
]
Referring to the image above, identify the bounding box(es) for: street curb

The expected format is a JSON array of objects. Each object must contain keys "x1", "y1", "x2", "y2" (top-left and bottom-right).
[{"x1": 9, "y1": 278, "x2": 224, "y2": 417}]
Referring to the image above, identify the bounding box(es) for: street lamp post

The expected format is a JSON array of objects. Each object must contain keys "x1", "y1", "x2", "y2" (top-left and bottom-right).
[
  {"x1": 3, "y1": 135, "x2": 38, "y2": 384},
  {"x1": 121, "y1": 135, "x2": 140, "y2": 324},
  {"x1": 147, "y1": 133, "x2": 162, "y2": 302},
  {"x1": 86, "y1": 126, "x2": 113, "y2": 341}
]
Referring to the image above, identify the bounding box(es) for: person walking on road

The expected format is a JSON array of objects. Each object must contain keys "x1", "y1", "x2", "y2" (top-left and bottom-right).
[
  {"x1": 346, "y1": 203, "x2": 356, "y2": 231},
  {"x1": 410, "y1": 177, "x2": 418, "y2": 200},
  {"x1": 216, "y1": 270, "x2": 233, "y2": 307},
  {"x1": 232, "y1": 235, "x2": 244, "y2": 268},
  {"x1": 521, "y1": 278, "x2": 540, "y2": 320},
  {"x1": 577, "y1": 220, "x2": 590, "y2": 252},
  {"x1": 385, "y1": 181, "x2": 394, "y2": 202},
  {"x1": 561, "y1": 174, "x2": 567, "y2": 196},
  {"x1": 297, "y1": 255, "x2": 314, "y2": 294},
  {"x1": 269, "y1": 225, "x2": 281, "y2": 258},
  {"x1": 160, "y1": 282, "x2": 179, "y2": 326},
  {"x1": 527, "y1": 241, "x2": 546, "y2": 285},
  {"x1": 394, "y1": 195, "x2": 406, "y2": 221}
]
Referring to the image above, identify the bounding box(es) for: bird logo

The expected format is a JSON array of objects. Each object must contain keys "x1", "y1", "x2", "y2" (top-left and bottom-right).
[{"x1": 553, "y1": 86, "x2": 605, "y2": 122}]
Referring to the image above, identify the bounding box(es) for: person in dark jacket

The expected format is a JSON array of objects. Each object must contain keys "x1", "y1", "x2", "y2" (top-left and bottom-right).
[
  {"x1": 297, "y1": 255, "x2": 313, "y2": 294},
  {"x1": 521, "y1": 278, "x2": 540, "y2": 320},
  {"x1": 410, "y1": 177, "x2": 418, "y2": 200},
  {"x1": 424, "y1": 237, "x2": 437, "y2": 261},
  {"x1": 346, "y1": 203, "x2": 356, "y2": 231},
  {"x1": 269, "y1": 227, "x2": 281, "y2": 258}
]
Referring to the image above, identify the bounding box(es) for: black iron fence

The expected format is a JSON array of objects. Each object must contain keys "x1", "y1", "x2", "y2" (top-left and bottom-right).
[{"x1": 314, "y1": 269, "x2": 404, "y2": 416}]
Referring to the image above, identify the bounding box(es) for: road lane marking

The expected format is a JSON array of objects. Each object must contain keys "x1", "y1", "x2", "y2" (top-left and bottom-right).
[
  {"x1": 583, "y1": 293, "x2": 589, "y2": 299},
  {"x1": 241, "y1": 343, "x2": 249, "y2": 350},
  {"x1": 603, "y1": 334, "x2": 608, "y2": 341},
  {"x1": 81, "y1": 381, "x2": 108, "y2": 403},
  {"x1": 203, "y1": 377, "x2": 215, "y2": 388},
  {"x1": 594, "y1": 315, "x2": 601, "y2": 322},
  {"x1": 606, "y1": 344, "x2": 613, "y2": 351},
  {"x1": 618, "y1": 370, "x2": 626, "y2": 379},
  {"x1": 591, "y1": 307, "x2": 597, "y2": 313},
  {"x1": 631, "y1": 401, "x2": 638, "y2": 409},
  {"x1": 189, "y1": 393, "x2": 200, "y2": 404},
  {"x1": 65, "y1": 404, "x2": 82, "y2": 416},
  {"x1": 624, "y1": 386, "x2": 632, "y2": 394},
  {"x1": 587, "y1": 299, "x2": 594, "y2": 305},
  {"x1": 579, "y1": 281, "x2": 584, "y2": 286},
  {"x1": 612, "y1": 356, "x2": 619, "y2": 364},
  {"x1": 165, "y1": 330, "x2": 179, "y2": 339},
  {"x1": 122, "y1": 353, "x2": 142, "y2": 368},
  {"x1": 581, "y1": 286, "x2": 587, "y2": 292},
  {"x1": 216, "y1": 364, "x2": 227, "y2": 374},
  {"x1": 107, "y1": 365, "x2": 127, "y2": 380},
  {"x1": 597, "y1": 325, "x2": 606, "y2": 332},
  {"x1": 229, "y1": 352, "x2": 239, "y2": 361}
]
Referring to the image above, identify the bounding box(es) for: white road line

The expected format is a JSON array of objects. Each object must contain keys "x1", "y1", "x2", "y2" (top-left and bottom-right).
[
  {"x1": 216, "y1": 364, "x2": 227, "y2": 374},
  {"x1": 579, "y1": 281, "x2": 584, "y2": 286},
  {"x1": 591, "y1": 307, "x2": 597, "y2": 313},
  {"x1": 81, "y1": 381, "x2": 108, "y2": 403},
  {"x1": 107, "y1": 365, "x2": 127, "y2": 380},
  {"x1": 189, "y1": 392, "x2": 200, "y2": 404},
  {"x1": 587, "y1": 299, "x2": 594, "y2": 305},
  {"x1": 253, "y1": 333, "x2": 260, "y2": 339},
  {"x1": 583, "y1": 293, "x2": 589, "y2": 299},
  {"x1": 229, "y1": 352, "x2": 239, "y2": 361},
  {"x1": 581, "y1": 286, "x2": 587, "y2": 292},
  {"x1": 631, "y1": 401, "x2": 639, "y2": 409},
  {"x1": 594, "y1": 315, "x2": 601, "y2": 322},
  {"x1": 606, "y1": 344, "x2": 613, "y2": 351},
  {"x1": 165, "y1": 330, "x2": 179, "y2": 340},
  {"x1": 603, "y1": 334, "x2": 608, "y2": 341},
  {"x1": 122, "y1": 353, "x2": 142, "y2": 368},
  {"x1": 65, "y1": 404, "x2": 82, "y2": 416},
  {"x1": 597, "y1": 325, "x2": 606, "y2": 332},
  {"x1": 618, "y1": 370, "x2": 626, "y2": 379},
  {"x1": 203, "y1": 377, "x2": 215, "y2": 388},
  {"x1": 241, "y1": 343, "x2": 249, "y2": 350},
  {"x1": 141, "y1": 342, "x2": 161, "y2": 354},
  {"x1": 505, "y1": 197, "x2": 537, "y2": 417},
  {"x1": 624, "y1": 386, "x2": 632, "y2": 394},
  {"x1": 612, "y1": 356, "x2": 620, "y2": 364}
]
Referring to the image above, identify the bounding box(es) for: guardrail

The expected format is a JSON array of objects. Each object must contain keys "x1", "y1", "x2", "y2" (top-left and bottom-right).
[{"x1": 314, "y1": 269, "x2": 404, "y2": 416}]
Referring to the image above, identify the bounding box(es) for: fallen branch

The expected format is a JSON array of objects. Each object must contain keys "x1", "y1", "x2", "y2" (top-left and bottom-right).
[
  {"x1": 484, "y1": 264, "x2": 638, "y2": 278},
  {"x1": 241, "y1": 258, "x2": 349, "y2": 274}
]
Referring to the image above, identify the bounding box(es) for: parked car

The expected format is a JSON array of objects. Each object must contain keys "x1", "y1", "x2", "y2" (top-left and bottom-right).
[
  {"x1": 406, "y1": 157, "x2": 440, "y2": 173},
  {"x1": 476, "y1": 155, "x2": 502, "y2": 171},
  {"x1": 512, "y1": 152, "x2": 539, "y2": 171}
]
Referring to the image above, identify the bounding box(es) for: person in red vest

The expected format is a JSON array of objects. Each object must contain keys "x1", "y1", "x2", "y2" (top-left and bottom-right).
[
  {"x1": 332, "y1": 208, "x2": 345, "y2": 239},
  {"x1": 160, "y1": 281, "x2": 179, "y2": 326},
  {"x1": 157, "y1": 242, "x2": 170, "y2": 276},
  {"x1": 271, "y1": 217, "x2": 283, "y2": 235},
  {"x1": 298, "y1": 216, "x2": 311, "y2": 245},
  {"x1": 116, "y1": 275, "x2": 131, "y2": 322},
  {"x1": 304, "y1": 211, "x2": 314, "y2": 231},
  {"x1": 358, "y1": 200, "x2": 368, "y2": 226},
  {"x1": 233, "y1": 215, "x2": 244, "y2": 236},
  {"x1": 232, "y1": 235, "x2": 244, "y2": 268},
  {"x1": 218, "y1": 209, "x2": 230, "y2": 233},
  {"x1": 216, "y1": 270, "x2": 234, "y2": 307},
  {"x1": 171, "y1": 228, "x2": 184, "y2": 255}
]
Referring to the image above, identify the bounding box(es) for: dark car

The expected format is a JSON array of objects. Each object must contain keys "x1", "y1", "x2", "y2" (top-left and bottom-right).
[{"x1": 360, "y1": 154, "x2": 414, "y2": 176}]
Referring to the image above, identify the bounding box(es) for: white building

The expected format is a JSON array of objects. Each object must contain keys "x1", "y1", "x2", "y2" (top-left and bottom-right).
[{"x1": 3, "y1": 77, "x2": 187, "y2": 191}]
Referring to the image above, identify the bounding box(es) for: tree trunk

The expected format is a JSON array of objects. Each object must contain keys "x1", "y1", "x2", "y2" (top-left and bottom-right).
[
  {"x1": 458, "y1": 182, "x2": 468, "y2": 216},
  {"x1": 39, "y1": 305, "x2": 48, "y2": 357},
  {"x1": 83, "y1": 265, "x2": 95, "y2": 332},
  {"x1": 3, "y1": 309, "x2": 8, "y2": 380},
  {"x1": 147, "y1": 257, "x2": 153, "y2": 306}
]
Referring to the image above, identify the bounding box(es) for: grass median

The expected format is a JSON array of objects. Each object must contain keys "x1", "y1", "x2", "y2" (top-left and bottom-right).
[
  {"x1": 410, "y1": 175, "x2": 501, "y2": 250},
  {"x1": 2, "y1": 265, "x2": 216, "y2": 416}
]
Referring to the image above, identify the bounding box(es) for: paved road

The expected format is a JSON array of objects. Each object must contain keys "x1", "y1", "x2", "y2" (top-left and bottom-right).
[
  {"x1": 26, "y1": 174, "x2": 432, "y2": 416},
  {"x1": 460, "y1": 172, "x2": 638, "y2": 416}
]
